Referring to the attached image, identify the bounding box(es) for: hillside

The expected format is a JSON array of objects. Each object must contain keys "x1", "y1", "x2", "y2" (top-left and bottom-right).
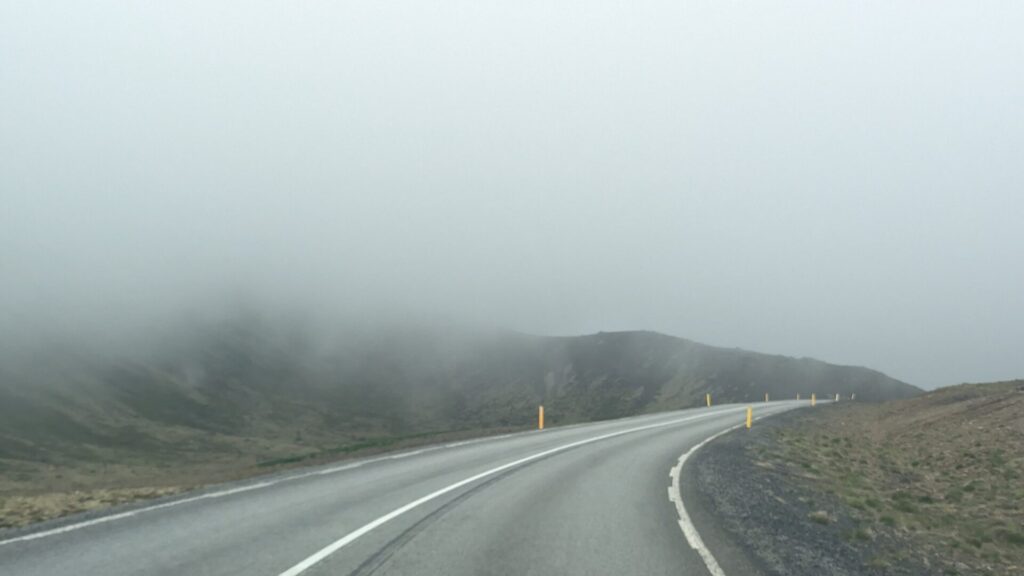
[
  {"x1": 0, "y1": 318, "x2": 918, "y2": 528},
  {"x1": 690, "y1": 380, "x2": 1024, "y2": 575}
]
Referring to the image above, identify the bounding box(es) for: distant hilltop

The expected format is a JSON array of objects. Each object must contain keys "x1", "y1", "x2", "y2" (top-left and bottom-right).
[
  {"x1": 0, "y1": 318, "x2": 920, "y2": 508},
  {"x1": 0, "y1": 318, "x2": 918, "y2": 450}
]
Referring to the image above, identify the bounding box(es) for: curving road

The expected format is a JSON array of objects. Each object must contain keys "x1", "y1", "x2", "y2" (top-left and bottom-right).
[{"x1": 0, "y1": 401, "x2": 806, "y2": 576}]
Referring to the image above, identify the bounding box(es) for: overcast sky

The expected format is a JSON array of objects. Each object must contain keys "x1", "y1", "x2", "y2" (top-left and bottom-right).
[{"x1": 2, "y1": 1, "x2": 1022, "y2": 388}]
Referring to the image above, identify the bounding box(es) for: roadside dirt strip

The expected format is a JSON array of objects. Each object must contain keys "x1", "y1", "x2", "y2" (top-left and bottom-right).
[{"x1": 681, "y1": 409, "x2": 934, "y2": 576}]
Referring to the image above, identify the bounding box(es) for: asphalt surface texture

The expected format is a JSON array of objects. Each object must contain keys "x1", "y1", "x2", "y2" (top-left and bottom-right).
[{"x1": 0, "y1": 401, "x2": 805, "y2": 576}]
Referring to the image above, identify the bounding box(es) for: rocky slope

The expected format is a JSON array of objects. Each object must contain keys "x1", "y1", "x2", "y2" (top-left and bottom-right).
[{"x1": 689, "y1": 380, "x2": 1024, "y2": 575}]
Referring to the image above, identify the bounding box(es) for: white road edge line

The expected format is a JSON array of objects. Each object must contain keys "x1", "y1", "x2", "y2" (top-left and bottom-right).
[
  {"x1": 0, "y1": 406, "x2": 752, "y2": 548},
  {"x1": 0, "y1": 430, "x2": 517, "y2": 547},
  {"x1": 276, "y1": 406, "x2": 749, "y2": 576},
  {"x1": 667, "y1": 406, "x2": 792, "y2": 576}
]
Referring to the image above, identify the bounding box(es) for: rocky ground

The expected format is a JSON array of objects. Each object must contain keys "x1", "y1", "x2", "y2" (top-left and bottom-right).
[{"x1": 686, "y1": 381, "x2": 1024, "y2": 576}]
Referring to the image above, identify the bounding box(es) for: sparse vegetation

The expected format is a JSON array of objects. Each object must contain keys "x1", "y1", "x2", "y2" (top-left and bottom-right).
[
  {"x1": 763, "y1": 380, "x2": 1024, "y2": 575},
  {"x1": 0, "y1": 487, "x2": 183, "y2": 530},
  {"x1": 0, "y1": 322, "x2": 918, "y2": 530},
  {"x1": 808, "y1": 510, "x2": 831, "y2": 525}
]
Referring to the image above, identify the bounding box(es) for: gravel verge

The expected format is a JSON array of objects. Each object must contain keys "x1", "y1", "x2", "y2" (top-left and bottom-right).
[{"x1": 682, "y1": 408, "x2": 936, "y2": 576}]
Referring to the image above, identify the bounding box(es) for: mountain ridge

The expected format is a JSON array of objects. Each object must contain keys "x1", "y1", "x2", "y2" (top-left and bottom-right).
[{"x1": 0, "y1": 321, "x2": 919, "y2": 513}]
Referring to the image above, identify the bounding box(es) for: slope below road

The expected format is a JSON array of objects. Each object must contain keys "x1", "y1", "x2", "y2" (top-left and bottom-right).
[
  {"x1": 0, "y1": 401, "x2": 804, "y2": 576},
  {"x1": 687, "y1": 381, "x2": 1024, "y2": 576}
]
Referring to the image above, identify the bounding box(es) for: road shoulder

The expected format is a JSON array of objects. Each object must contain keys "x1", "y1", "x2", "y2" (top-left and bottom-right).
[{"x1": 680, "y1": 409, "x2": 932, "y2": 576}]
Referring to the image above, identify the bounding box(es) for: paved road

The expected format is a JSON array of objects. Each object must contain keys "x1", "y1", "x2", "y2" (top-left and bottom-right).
[{"x1": 0, "y1": 401, "x2": 806, "y2": 576}]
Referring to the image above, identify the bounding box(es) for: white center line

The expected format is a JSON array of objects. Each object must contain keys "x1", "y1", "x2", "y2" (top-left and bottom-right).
[{"x1": 276, "y1": 406, "x2": 749, "y2": 576}]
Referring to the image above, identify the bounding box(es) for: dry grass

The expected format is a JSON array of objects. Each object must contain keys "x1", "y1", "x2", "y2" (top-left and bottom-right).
[
  {"x1": 0, "y1": 487, "x2": 185, "y2": 530},
  {"x1": 0, "y1": 425, "x2": 522, "y2": 531},
  {"x1": 766, "y1": 381, "x2": 1024, "y2": 575}
]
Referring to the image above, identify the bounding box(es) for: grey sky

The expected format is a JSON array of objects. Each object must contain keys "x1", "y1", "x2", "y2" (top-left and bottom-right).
[{"x1": 2, "y1": 1, "x2": 1022, "y2": 388}]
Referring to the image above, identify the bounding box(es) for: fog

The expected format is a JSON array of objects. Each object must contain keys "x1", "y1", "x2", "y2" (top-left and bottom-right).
[{"x1": 2, "y1": 1, "x2": 1022, "y2": 389}]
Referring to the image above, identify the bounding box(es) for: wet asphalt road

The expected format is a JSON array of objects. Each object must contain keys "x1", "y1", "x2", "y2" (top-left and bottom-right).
[{"x1": 0, "y1": 401, "x2": 805, "y2": 576}]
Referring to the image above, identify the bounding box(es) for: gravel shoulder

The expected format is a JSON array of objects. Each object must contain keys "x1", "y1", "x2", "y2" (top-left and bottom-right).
[
  {"x1": 684, "y1": 382, "x2": 1024, "y2": 576},
  {"x1": 684, "y1": 408, "x2": 934, "y2": 576}
]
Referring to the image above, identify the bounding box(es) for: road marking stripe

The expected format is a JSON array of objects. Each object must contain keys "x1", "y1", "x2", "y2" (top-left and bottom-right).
[
  {"x1": 276, "y1": 406, "x2": 750, "y2": 576},
  {"x1": 0, "y1": 480, "x2": 276, "y2": 547},
  {"x1": 0, "y1": 405, "x2": 756, "y2": 548},
  {"x1": 0, "y1": 430, "x2": 523, "y2": 547},
  {"x1": 667, "y1": 406, "x2": 794, "y2": 576}
]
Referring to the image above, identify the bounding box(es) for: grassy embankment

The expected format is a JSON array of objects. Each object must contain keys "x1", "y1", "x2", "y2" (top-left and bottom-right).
[
  {"x1": 0, "y1": 426, "x2": 520, "y2": 531},
  {"x1": 761, "y1": 381, "x2": 1024, "y2": 574}
]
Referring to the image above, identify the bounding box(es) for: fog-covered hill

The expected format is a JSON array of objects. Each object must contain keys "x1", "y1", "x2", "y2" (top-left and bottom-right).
[{"x1": 0, "y1": 317, "x2": 917, "y2": 479}]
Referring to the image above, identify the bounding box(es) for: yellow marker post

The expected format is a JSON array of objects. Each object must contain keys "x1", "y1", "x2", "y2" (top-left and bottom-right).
[
  {"x1": 764, "y1": 392, "x2": 769, "y2": 403},
  {"x1": 706, "y1": 393, "x2": 712, "y2": 407},
  {"x1": 811, "y1": 393, "x2": 816, "y2": 406},
  {"x1": 746, "y1": 406, "x2": 753, "y2": 429},
  {"x1": 538, "y1": 405, "x2": 544, "y2": 430}
]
